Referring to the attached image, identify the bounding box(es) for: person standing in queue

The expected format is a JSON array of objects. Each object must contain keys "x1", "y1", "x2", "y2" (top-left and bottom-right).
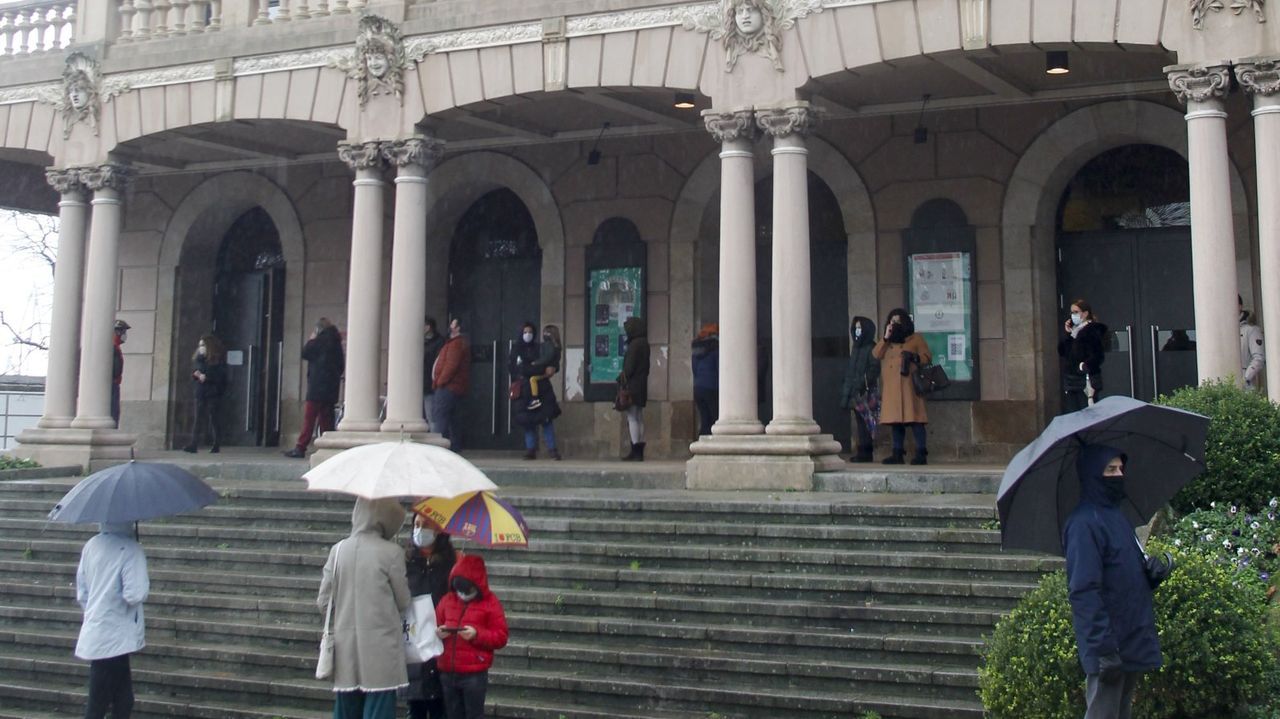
[
  {"x1": 76, "y1": 521, "x2": 149, "y2": 719},
  {"x1": 285, "y1": 318, "x2": 345, "y2": 458},
  {"x1": 691, "y1": 323, "x2": 720, "y2": 438},
  {"x1": 873, "y1": 308, "x2": 931, "y2": 465},
  {"x1": 840, "y1": 316, "x2": 880, "y2": 463},
  {"x1": 182, "y1": 334, "x2": 228, "y2": 454},
  {"x1": 435, "y1": 554, "x2": 508, "y2": 719},
  {"x1": 422, "y1": 317, "x2": 447, "y2": 429},
  {"x1": 403, "y1": 515, "x2": 456, "y2": 719},
  {"x1": 1058, "y1": 299, "x2": 1107, "y2": 413},
  {"x1": 619, "y1": 316, "x2": 650, "y2": 461},
  {"x1": 111, "y1": 320, "x2": 130, "y2": 428},
  {"x1": 432, "y1": 318, "x2": 471, "y2": 452}
]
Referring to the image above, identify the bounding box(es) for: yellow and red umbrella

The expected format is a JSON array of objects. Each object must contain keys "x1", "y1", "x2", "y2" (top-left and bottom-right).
[{"x1": 413, "y1": 491, "x2": 530, "y2": 547}]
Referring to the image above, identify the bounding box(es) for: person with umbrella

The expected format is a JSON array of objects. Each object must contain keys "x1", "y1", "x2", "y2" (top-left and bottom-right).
[
  {"x1": 75, "y1": 521, "x2": 149, "y2": 719},
  {"x1": 1062, "y1": 445, "x2": 1164, "y2": 718}
]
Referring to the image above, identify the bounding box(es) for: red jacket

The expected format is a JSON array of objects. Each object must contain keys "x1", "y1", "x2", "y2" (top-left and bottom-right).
[
  {"x1": 432, "y1": 335, "x2": 470, "y2": 397},
  {"x1": 435, "y1": 555, "x2": 507, "y2": 674}
]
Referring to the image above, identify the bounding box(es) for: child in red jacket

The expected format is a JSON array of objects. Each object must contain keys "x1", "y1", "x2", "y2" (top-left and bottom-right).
[{"x1": 434, "y1": 554, "x2": 508, "y2": 719}]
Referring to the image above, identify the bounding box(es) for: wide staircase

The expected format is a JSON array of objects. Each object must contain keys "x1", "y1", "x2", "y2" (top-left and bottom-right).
[{"x1": 0, "y1": 475, "x2": 1061, "y2": 719}]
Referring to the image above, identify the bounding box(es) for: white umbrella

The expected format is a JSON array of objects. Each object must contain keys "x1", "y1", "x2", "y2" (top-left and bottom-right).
[{"x1": 302, "y1": 441, "x2": 498, "y2": 499}]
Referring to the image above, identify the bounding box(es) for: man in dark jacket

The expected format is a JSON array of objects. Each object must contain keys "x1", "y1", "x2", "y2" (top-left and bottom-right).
[
  {"x1": 839, "y1": 316, "x2": 880, "y2": 462},
  {"x1": 431, "y1": 318, "x2": 470, "y2": 452},
  {"x1": 285, "y1": 318, "x2": 345, "y2": 458},
  {"x1": 1062, "y1": 445, "x2": 1162, "y2": 718},
  {"x1": 422, "y1": 317, "x2": 446, "y2": 430},
  {"x1": 619, "y1": 316, "x2": 650, "y2": 461},
  {"x1": 691, "y1": 323, "x2": 719, "y2": 437},
  {"x1": 111, "y1": 320, "x2": 130, "y2": 428}
]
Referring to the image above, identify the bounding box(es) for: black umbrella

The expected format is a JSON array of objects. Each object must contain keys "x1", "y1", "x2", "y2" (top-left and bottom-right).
[
  {"x1": 48, "y1": 460, "x2": 219, "y2": 525},
  {"x1": 997, "y1": 395, "x2": 1208, "y2": 556}
]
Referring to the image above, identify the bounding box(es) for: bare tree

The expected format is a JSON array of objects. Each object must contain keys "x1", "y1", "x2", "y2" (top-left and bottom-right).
[{"x1": 0, "y1": 210, "x2": 58, "y2": 372}]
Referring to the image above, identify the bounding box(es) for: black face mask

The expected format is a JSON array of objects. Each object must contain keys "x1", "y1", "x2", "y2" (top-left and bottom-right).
[
  {"x1": 888, "y1": 324, "x2": 907, "y2": 343},
  {"x1": 1102, "y1": 477, "x2": 1127, "y2": 503}
]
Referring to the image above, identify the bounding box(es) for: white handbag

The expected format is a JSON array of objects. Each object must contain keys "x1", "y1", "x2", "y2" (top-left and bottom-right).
[
  {"x1": 402, "y1": 594, "x2": 444, "y2": 664},
  {"x1": 316, "y1": 540, "x2": 344, "y2": 680}
]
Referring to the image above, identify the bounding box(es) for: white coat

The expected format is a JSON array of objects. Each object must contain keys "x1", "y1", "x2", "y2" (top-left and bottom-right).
[
  {"x1": 75, "y1": 523, "x2": 149, "y2": 661},
  {"x1": 1241, "y1": 317, "x2": 1265, "y2": 389}
]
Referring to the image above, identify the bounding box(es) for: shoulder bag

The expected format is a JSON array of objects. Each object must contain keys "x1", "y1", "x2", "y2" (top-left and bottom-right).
[
  {"x1": 613, "y1": 384, "x2": 633, "y2": 412},
  {"x1": 315, "y1": 540, "x2": 342, "y2": 680}
]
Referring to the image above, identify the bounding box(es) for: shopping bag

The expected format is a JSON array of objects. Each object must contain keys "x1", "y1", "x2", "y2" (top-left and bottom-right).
[
  {"x1": 316, "y1": 598, "x2": 335, "y2": 679},
  {"x1": 402, "y1": 594, "x2": 444, "y2": 664}
]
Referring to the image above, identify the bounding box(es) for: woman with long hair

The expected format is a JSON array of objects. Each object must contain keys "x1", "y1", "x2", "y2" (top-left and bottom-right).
[
  {"x1": 1058, "y1": 299, "x2": 1108, "y2": 413},
  {"x1": 402, "y1": 516, "x2": 456, "y2": 719},
  {"x1": 182, "y1": 334, "x2": 228, "y2": 453},
  {"x1": 872, "y1": 309, "x2": 932, "y2": 465}
]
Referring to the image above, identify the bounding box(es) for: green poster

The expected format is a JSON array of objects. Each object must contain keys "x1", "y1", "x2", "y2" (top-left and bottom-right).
[
  {"x1": 907, "y1": 251, "x2": 974, "y2": 382},
  {"x1": 588, "y1": 266, "x2": 644, "y2": 384}
]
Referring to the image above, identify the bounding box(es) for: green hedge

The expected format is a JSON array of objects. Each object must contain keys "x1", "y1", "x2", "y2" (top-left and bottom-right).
[
  {"x1": 0, "y1": 455, "x2": 39, "y2": 470},
  {"x1": 980, "y1": 546, "x2": 1278, "y2": 718},
  {"x1": 1156, "y1": 382, "x2": 1280, "y2": 514}
]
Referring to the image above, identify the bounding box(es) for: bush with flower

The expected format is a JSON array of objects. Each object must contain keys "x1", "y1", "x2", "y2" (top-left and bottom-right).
[{"x1": 1165, "y1": 498, "x2": 1280, "y2": 592}]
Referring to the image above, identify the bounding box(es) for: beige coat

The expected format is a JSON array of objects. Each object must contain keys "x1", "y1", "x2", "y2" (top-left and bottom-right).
[
  {"x1": 318, "y1": 498, "x2": 411, "y2": 693},
  {"x1": 874, "y1": 333, "x2": 932, "y2": 425}
]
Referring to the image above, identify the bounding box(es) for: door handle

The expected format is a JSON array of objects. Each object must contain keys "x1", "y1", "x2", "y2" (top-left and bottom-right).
[
  {"x1": 1125, "y1": 324, "x2": 1135, "y2": 397},
  {"x1": 245, "y1": 345, "x2": 255, "y2": 432},
  {"x1": 1150, "y1": 325, "x2": 1160, "y2": 397},
  {"x1": 490, "y1": 340, "x2": 498, "y2": 436},
  {"x1": 506, "y1": 340, "x2": 514, "y2": 434},
  {"x1": 274, "y1": 340, "x2": 283, "y2": 433}
]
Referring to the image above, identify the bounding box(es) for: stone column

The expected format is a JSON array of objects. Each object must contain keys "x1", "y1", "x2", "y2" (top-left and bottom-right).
[
  {"x1": 1168, "y1": 65, "x2": 1240, "y2": 384},
  {"x1": 703, "y1": 109, "x2": 762, "y2": 436},
  {"x1": 381, "y1": 137, "x2": 444, "y2": 435},
  {"x1": 1237, "y1": 59, "x2": 1280, "y2": 399},
  {"x1": 71, "y1": 164, "x2": 132, "y2": 429},
  {"x1": 758, "y1": 103, "x2": 820, "y2": 435},
  {"x1": 336, "y1": 141, "x2": 387, "y2": 432},
  {"x1": 36, "y1": 169, "x2": 90, "y2": 428}
]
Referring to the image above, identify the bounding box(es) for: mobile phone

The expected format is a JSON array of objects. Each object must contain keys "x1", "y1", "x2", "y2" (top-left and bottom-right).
[{"x1": 440, "y1": 626, "x2": 461, "y2": 633}]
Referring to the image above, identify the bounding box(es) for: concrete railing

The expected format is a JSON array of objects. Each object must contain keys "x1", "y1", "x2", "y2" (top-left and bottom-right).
[
  {"x1": 0, "y1": 0, "x2": 76, "y2": 56},
  {"x1": 114, "y1": 0, "x2": 373, "y2": 42}
]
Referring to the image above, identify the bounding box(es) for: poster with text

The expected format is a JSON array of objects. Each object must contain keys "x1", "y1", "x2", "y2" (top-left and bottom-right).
[
  {"x1": 588, "y1": 266, "x2": 644, "y2": 384},
  {"x1": 908, "y1": 251, "x2": 973, "y2": 382}
]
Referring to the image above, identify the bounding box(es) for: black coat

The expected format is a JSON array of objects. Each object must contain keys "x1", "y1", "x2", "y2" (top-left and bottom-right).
[
  {"x1": 422, "y1": 333, "x2": 446, "y2": 395},
  {"x1": 620, "y1": 317, "x2": 650, "y2": 408},
  {"x1": 510, "y1": 338, "x2": 561, "y2": 428},
  {"x1": 192, "y1": 357, "x2": 228, "y2": 401},
  {"x1": 1058, "y1": 321, "x2": 1108, "y2": 382},
  {"x1": 302, "y1": 326, "x2": 345, "y2": 404},
  {"x1": 405, "y1": 545, "x2": 455, "y2": 606},
  {"x1": 839, "y1": 316, "x2": 879, "y2": 410},
  {"x1": 1063, "y1": 445, "x2": 1162, "y2": 675}
]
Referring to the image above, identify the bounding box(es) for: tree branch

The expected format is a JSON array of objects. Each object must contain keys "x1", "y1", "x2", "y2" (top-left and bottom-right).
[{"x1": 0, "y1": 311, "x2": 48, "y2": 351}]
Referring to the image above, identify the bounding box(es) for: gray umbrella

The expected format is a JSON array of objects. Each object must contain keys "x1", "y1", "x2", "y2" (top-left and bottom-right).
[
  {"x1": 48, "y1": 460, "x2": 219, "y2": 525},
  {"x1": 997, "y1": 395, "x2": 1208, "y2": 556}
]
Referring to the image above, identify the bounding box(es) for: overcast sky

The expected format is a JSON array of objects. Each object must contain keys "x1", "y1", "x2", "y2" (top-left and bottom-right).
[{"x1": 0, "y1": 210, "x2": 56, "y2": 377}]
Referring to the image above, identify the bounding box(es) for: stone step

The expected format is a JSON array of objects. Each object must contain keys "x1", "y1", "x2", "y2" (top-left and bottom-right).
[
  {"x1": 814, "y1": 468, "x2": 1003, "y2": 494},
  {"x1": 0, "y1": 680, "x2": 315, "y2": 719}
]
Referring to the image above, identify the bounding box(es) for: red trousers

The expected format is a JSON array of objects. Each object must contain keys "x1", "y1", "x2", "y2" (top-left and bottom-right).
[{"x1": 295, "y1": 401, "x2": 335, "y2": 450}]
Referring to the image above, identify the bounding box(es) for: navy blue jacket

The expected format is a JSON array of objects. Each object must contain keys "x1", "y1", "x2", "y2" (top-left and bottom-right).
[
  {"x1": 1062, "y1": 445, "x2": 1162, "y2": 675},
  {"x1": 691, "y1": 336, "x2": 719, "y2": 392}
]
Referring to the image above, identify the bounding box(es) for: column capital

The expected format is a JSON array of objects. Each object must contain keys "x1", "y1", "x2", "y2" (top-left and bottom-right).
[
  {"x1": 382, "y1": 137, "x2": 445, "y2": 169},
  {"x1": 45, "y1": 167, "x2": 87, "y2": 195},
  {"x1": 755, "y1": 102, "x2": 818, "y2": 139},
  {"x1": 80, "y1": 163, "x2": 132, "y2": 193},
  {"x1": 1236, "y1": 58, "x2": 1280, "y2": 97},
  {"x1": 702, "y1": 109, "x2": 757, "y2": 143},
  {"x1": 337, "y1": 140, "x2": 388, "y2": 171},
  {"x1": 1166, "y1": 63, "x2": 1231, "y2": 104}
]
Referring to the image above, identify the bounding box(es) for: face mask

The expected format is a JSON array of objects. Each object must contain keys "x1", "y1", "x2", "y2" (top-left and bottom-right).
[
  {"x1": 522, "y1": 332, "x2": 534, "y2": 343},
  {"x1": 1070, "y1": 313, "x2": 1082, "y2": 326},
  {"x1": 452, "y1": 577, "x2": 478, "y2": 600},
  {"x1": 425, "y1": 330, "x2": 435, "y2": 339},
  {"x1": 197, "y1": 346, "x2": 206, "y2": 356},
  {"x1": 1241, "y1": 310, "x2": 1249, "y2": 323},
  {"x1": 542, "y1": 333, "x2": 551, "y2": 342},
  {"x1": 412, "y1": 527, "x2": 434, "y2": 548},
  {"x1": 1102, "y1": 477, "x2": 1127, "y2": 503},
  {"x1": 854, "y1": 327, "x2": 862, "y2": 340}
]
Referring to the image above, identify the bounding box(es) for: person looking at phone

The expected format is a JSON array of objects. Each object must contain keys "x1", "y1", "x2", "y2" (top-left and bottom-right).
[{"x1": 434, "y1": 555, "x2": 508, "y2": 719}]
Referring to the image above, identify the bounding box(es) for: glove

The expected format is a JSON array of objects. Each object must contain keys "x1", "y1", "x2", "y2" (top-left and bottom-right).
[
  {"x1": 1144, "y1": 551, "x2": 1175, "y2": 589},
  {"x1": 1097, "y1": 652, "x2": 1124, "y2": 684}
]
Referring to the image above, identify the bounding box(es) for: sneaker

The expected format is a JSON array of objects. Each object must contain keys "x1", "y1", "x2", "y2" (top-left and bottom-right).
[
  {"x1": 209, "y1": 446, "x2": 220, "y2": 454},
  {"x1": 549, "y1": 449, "x2": 562, "y2": 461},
  {"x1": 527, "y1": 399, "x2": 542, "y2": 410},
  {"x1": 283, "y1": 448, "x2": 306, "y2": 458},
  {"x1": 182, "y1": 445, "x2": 197, "y2": 454}
]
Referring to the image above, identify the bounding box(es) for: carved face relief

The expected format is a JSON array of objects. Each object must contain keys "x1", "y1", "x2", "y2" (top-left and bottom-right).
[
  {"x1": 67, "y1": 81, "x2": 91, "y2": 111},
  {"x1": 365, "y1": 51, "x2": 390, "y2": 79},
  {"x1": 734, "y1": 3, "x2": 764, "y2": 35},
  {"x1": 348, "y1": 15, "x2": 407, "y2": 106}
]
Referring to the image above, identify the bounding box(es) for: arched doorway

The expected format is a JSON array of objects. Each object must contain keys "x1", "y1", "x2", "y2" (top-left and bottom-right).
[
  {"x1": 1055, "y1": 144, "x2": 1195, "y2": 404},
  {"x1": 447, "y1": 189, "x2": 542, "y2": 450},
  {"x1": 212, "y1": 207, "x2": 286, "y2": 446}
]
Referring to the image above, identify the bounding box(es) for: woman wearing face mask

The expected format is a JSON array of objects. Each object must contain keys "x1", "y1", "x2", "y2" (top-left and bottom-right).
[
  {"x1": 182, "y1": 334, "x2": 228, "y2": 454},
  {"x1": 839, "y1": 316, "x2": 879, "y2": 462},
  {"x1": 402, "y1": 516, "x2": 457, "y2": 719},
  {"x1": 509, "y1": 323, "x2": 563, "y2": 460},
  {"x1": 434, "y1": 555, "x2": 508, "y2": 719},
  {"x1": 1058, "y1": 299, "x2": 1108, "y2": 413},
  {"x1": 873, "y1": 309, "x2": 932, "y2": 465}
]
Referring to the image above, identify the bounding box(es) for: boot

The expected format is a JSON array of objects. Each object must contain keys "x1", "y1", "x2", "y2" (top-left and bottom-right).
[
  {"x1": 622, "y1": 442, "x2": 646, "y2": 461},
  {"x1": 523, "y1": 448, "x2": 537, "y2": 460},
  {"x1": 209, "y1": 445, "x2": 220, "y2": 454},
  {"x1": 548, "y1": 448, "x2": 562, "y2": 461},
  {"x1": 882, "y1": 450, "x2": 905, "y2": 465},
  {"x1": 283, "y1": 447, "x2": 307, "y2": 458},
  {"x1": 848, "y1": 447, "x2": 873, "y2": 463},
  {"x1": 182, "y1": 444, "x2": 197, "y2": 453},
  {"x1": 910, "y1": 449, "x2": 929, "y2": 466}
]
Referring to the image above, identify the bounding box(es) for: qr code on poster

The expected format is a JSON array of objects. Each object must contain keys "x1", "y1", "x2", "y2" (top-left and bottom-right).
[{"x1": 947, "y1": 334, "x2": 966, "y2": 361}]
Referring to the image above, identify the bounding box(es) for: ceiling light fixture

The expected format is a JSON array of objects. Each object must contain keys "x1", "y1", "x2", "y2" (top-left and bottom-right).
[
  {"x1": 913, "y1": 93, "x2": 931, "y2": 145},
  {"x1": 673, "y1": 92, "x2": 696, "y2": 109},
  {"x1": 587, "y1": 121, "x2": 610, "y2": 166},
  {"x1": 1046, "y1": 50, "x2": 1070, "y2": 75}
]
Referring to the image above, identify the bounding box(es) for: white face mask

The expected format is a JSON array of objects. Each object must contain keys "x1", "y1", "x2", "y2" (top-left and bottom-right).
[
  {"x1": 522, "y1": 332, "x2": 534, "y2": 343},
  {"x1": 854, "y1": 326, "x2": 862, "y2": 340},
  {"x1": 412, "y1": 527, "x2": 434, "y2": 547},
  {"x1": 197, "y1": 345, "x2": 206, "y2": 356},
  {"x1": 1070, "y1": 312, "x2": 1083, "y2": 326},
  {"x1": 456, "y1": 588, "x2": 477, "y2": 601}
]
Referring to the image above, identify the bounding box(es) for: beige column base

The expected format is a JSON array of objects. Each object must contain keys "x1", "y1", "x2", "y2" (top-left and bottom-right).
[
  {"x1": 686, "y1": 433, "x2": 842, "y2": 490},
  {"x1": 12, "y1": 426, "x2": 137, "y2": 473},
  {"x1": 308, "y1": 430, "x2": 450, "y2": 468}
]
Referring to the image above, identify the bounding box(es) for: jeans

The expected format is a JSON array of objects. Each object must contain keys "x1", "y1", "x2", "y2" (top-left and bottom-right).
[
  {"x1": 694, "y1": 388, "x2": 718, "y2": 436},
  {"x1": 296, "y1": 400, "x2": 336, "y2": 450},
  {"x1": 110, "y1": 384, "x2": 121, "y2": 428},
  {"x1": 440, "y1": 671, "x2": 488, "y2": 719},
  {"x1": 890, "y1": 422, "x2": 927, "y2": 454},
  {"x1": 432, "y1": 388, "x2": 462, "y2": 452},
  {"x1": 332, "y1": 689, "x2": 397, "y2": 719},
  {"x1": 422, "y1": 393, "x2": 436, "y2": 431},
  {"x1": 408, "y1": 697, "x2": 446, "y2": 719},
  {"x1": 523, "y1": 422, "x2": 557, "y2": 451},
  {"x1": 84, "y1": 653, "x2": 133, "y2": 719},
  {"x1": 1084, "y1": 672, "x2": 1139, "y2": 719}
]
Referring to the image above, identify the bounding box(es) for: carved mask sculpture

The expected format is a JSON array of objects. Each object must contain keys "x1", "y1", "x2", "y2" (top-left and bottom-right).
[
  {"x1": 352, "y1": 15, "x2": 405, "y2": 106},
  {"x1": 60, "y1": 52, "x2": 102, "y2": 138}
]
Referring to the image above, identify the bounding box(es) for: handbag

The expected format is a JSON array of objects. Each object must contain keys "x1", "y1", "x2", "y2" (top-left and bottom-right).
[
  {"x1": 613, "y1": 385, "x2": 633, "y2": 412},
  {"x1": 316, "y1": 539, "x2": 345, "y2": 680},
  {"x1": 912, "y1": 363, "x2": 951, "y2": 396},
  {"x1": 402, "y1": 594, "x2": 444, "y2": 664},
  {"x1": 508, "y1": 380, "x2": 522, "y2": 401}
]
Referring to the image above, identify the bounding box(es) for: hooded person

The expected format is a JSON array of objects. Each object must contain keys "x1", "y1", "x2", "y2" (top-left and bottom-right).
[
  {"x1": 839, "y1": 316, "x2": 880, "y2": 462},
  {"x1": 618, "y1": 316, "x2": 651, "y2": 461},
  {"x1": 434, "y1": 554, "x2": 509, "y2": 719},
  {"x1": 317, "y1": 498, "x2": 412, "y2": 719},
  {"x1": 1062, "y1": 445, "x2": 1163, "y2": 719},
  {"x1": 873, "y1": 308, "x2": 932, "y2": 464},
  {"x1": 691, "y1": 323, "x2": 720, "y2": 437},
  {"x1": 76, "y1": 521, "x2": 149, "y2": 719}
]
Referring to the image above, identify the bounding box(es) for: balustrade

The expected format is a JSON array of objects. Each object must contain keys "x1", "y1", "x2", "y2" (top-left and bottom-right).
[{"x1": 0, "y1": 1, "x2": 74, "y2": 57}]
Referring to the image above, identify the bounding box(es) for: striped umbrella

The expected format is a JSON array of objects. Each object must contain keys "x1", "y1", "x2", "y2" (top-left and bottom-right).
[{"x1": 413, "y1": 491, "x2": 530, "y2": 547}]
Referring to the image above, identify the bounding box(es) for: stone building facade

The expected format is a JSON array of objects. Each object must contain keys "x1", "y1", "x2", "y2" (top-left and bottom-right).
[{"x1": 3, "y1": 0, "x2": 1274, "y2": 488}]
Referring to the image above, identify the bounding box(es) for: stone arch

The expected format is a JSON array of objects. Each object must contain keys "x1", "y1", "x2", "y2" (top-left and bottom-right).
[
  {"x1": 421, "y1": 151, "x2": 566, "y2": 371},
  {"x1": 0, "y1": 102, "x2": 59, "y2": 156},
  {"x1": 157, "y1": 171, "x2": 307, "y2": 443},
  {"x1": 1000, "y1": 100, "x2": 1252, "y2": 418},
  {"x1": 670, "y1": 134, "x2": 875, "y2": 402}
]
